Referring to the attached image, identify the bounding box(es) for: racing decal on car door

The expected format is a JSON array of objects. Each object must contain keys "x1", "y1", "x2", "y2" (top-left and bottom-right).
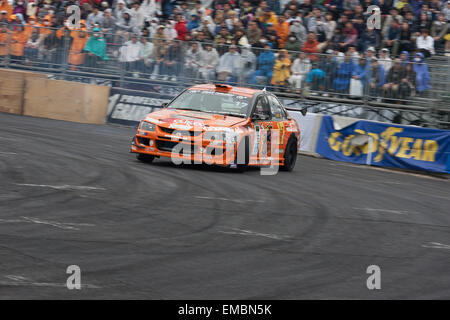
[
  {"x1": 252, "y1": 124, "x2": 260, "y2": 156},
  {"x1": 277, "y1": 122, "x2": 286, "y2": 145}
]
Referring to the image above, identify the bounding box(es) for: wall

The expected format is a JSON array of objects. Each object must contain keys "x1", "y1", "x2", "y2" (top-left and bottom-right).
[
  {"x1": 23, "y1": 78, "x2": 110, "y2": 124},
  {"x1": 0, "y1": 69, "x2": 46, "y2": 115}
]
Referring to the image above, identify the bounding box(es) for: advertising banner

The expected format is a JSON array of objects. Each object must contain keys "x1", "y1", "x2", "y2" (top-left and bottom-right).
[
  {"x1": 316, "y1": 115, "x2": 450, "y2": 173},
  {"x1": 107, "y1": 87, "x2": 177, "y2": 126}
]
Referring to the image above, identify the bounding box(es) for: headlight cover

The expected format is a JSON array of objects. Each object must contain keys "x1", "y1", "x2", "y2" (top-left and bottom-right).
[{"x1": 140, "y1": 121, "x2": 155, "y2": 131}]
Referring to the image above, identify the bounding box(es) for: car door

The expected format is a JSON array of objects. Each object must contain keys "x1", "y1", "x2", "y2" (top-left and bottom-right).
[
  {"x1": 249, "y1": 95, "x2": 273, "y2": 162},
  {"x1": 267, "y1": 95, "x2": 290, "y2": 159}
]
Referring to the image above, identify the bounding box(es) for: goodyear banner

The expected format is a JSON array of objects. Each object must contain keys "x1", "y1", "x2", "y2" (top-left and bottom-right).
[{"x1": 316, "y1": 115, "x2": 450, "y2": 173}]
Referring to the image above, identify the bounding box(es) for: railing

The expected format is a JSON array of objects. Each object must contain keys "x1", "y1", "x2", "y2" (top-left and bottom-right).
[{"x1": 1, "y1": 26, "x2": 449, "y2": 128}]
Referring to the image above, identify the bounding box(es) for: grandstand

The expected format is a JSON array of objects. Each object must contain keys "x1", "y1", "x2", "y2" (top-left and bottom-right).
[{"x1": 0, "y1": 0, "x2": 449, "y2": 128}]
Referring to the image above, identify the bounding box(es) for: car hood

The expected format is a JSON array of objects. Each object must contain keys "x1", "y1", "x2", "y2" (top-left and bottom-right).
[{"x1": 144, "y1": 108, "x2": 248, "y2": 130}]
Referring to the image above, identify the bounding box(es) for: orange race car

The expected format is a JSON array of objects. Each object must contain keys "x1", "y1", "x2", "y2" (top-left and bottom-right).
[{"x1": 130, "y1": 84, "x2": 301, "y2": 172}]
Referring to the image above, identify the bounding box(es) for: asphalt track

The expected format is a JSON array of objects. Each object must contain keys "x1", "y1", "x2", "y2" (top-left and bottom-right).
[{"x1": 0, "y1": 112, "x2": 449, "y2": 299}]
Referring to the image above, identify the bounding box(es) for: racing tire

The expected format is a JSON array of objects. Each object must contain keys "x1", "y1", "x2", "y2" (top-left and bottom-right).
[
  {"x1": 136, "y1": 153, "x2": 155, "y2": 163},
  {"x1": 280, "y1": 137, "x2": 297, "y2": 172},
  {"x1": 234, "y1": 137, "x2": 249, "y2": 173}
]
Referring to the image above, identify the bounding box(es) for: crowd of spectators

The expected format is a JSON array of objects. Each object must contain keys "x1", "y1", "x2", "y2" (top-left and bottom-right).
[{"x1": 0, "y1": 0, "x2": 447, "y2": 100}]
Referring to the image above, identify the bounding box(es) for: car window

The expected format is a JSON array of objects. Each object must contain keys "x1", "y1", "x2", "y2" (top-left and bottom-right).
[
  {"x1": 252, "y1": 96, "x2": 271, "y2": 119},
  {"x1": 268, "y1": 95, "x2": 286, "y2": 120}
]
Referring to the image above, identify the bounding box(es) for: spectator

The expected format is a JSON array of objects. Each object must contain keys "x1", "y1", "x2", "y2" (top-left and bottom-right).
[
  {"x1": 24, "y1": 27, "x2": 42, "y2": 65},
  {"x1": 164, "y1": 20, "x2": 178, "y2": 41},
  {"x1": 306, "y1": 62, "x2": 326, "y2": 94},
  {"x1": 119, "y1": 33, "x2": 142, "y2": 74},
  {"x1": 216, "y1": 44, "x2": 241, "y2": 83},
  {"x1": 431, "y1": 13, "x2": 448, "y2": 53},
  {"x1": 130, "y1": 2, "x2": 145, "y2": 30},
  {"x1": 114, "y1": 0, "x2": 127, "y2": 20},
  {"x1": 382, "y1": 19, "x2": 401, "y2": 57},
  {"x1": 234, "y1": 28, "x2": 249, "y2": 46},
  {"x1": 239, "y1": 43, "x2": 257, "y2": 84},
  {"x1": 10, "y1": 24, "x2": 27, "y2": 63},
  {"x1": 274, "y1": 15, "x2": 290, "y2": 48},
  {"x1": 378, "y1": 48, "x2": 392, "y2": 73},
  {"x1": 0, "y1": 0, "x2": 12, "y2": 21},
  {"x1": 289, "y1": 18, "x2": 307, "y2": 46},
  {"x1": 138, "y1": 35, "x2": 154, "y2": 74},
  {"x1": 399, "y1": 62, "x2": 416, "y2": 100},
  {"x1": 360, "y1": 27, "x2": 380, "y2": 53},
  {"x1": 302, "y1": 32, "x2": 319, "y2": 61},
  {"x1": 367, "y1": 58, "x2": 386, "y2": 97},
  {"x1": 333, "y1": 53, "x2": 355, "y2": 93},
  {"x1": 412, "y1": 52, "x2": 430, "y2": 94},
  {"x1": 198, "y1": 42, "x2": 219, "y2": 81},
  {"x1": 288, "y1": 51, "x2": 311, "y2": 91},
  {"x1": 141, "y1": 0, "x2": 162, "y2": 21},
  {"x1": 68, "y1": 28, "x2": 89, "y2": 68},
  {"x1": 416, "y1": 28, "x2": 435, "y2": 57},
  {"x1": 320, "y1": 49, "x2": 338, "y2": 95},
  {"x1": 271, "y1": 48, "x2": 291, "y2": 87},
  {"x1": 285, "y1": 34, "x2": 301, "y2": 59},
  {"x1": 101, "y1": 9, "x2": 116, "y2": 43},
  {"x1": 150, "y1": 32, "x2": 168, "y2": 79},
  {"x1": 250, "y1": 43, "x2": 275, "y2": 86},
  {"x1": 383, "y1": 59, "x2": 405, "y2": 99},
  {"x1": 175, "y1": 13, "x2": 187, "y2": 40},
  {"x1": 0, "y1": 22, "x2": 9, "y2": 62},
  {"x1": 184, "y1": 41, "x2": 202, "y2": 80},
  {"x1": 162, "y1": 39, "x2": 183, "y2": 81},
  {"x1": 187, "y1": 14, "x2": 200, "y2": 32},
  {"x1": 339, "y1": 21, "x2": 357, "y2": 51},
  {"x1": 398, "y1": 22, "x2": 413, "y2": 53},
  {"x1": 84, "y1": 27, "x2": 108, "y2": 69},
  {"x1": 87, "y1": 5, "x2": 105, "y2": 30},
  {"x1": 116, "y1": 11, "x2": 137, "y2": 44}
]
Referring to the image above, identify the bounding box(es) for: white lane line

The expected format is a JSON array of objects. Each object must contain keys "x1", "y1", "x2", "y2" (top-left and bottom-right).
[
  {"x1": 0, "y1": 151, "x2": 17, "y2": 155},
  {"x1": 195, "y1": 196, "x2": 265, "y2": 203},
  {"x1": 219, "y1": 228, "x2": 291, "y2": 241},
  {"x1": 421, "y1": 242, "x2": 450, "y2": 250},
  {"x1": 16, "y1": 183, "x2": 106, "y2": 191},
  {"x1": 2, "y1": 275, "x2": 101, "y2": 289},
  {"x1": 353, "y1": 207, "x2": 418, "y2": 215},
  {"x1": 0, "y1": 217, "x2": 95, "y2": 231}
]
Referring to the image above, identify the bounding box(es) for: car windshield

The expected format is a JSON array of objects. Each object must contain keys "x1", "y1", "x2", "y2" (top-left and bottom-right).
[{"x1": 167, "y1": 90, "x2": 250, "y2": 117}]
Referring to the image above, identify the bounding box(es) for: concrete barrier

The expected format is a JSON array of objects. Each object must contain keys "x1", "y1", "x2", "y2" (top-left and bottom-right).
[
  {"x1": 23, "y1": 78, "x2": 110, "y2": 124},
  {"x1": 0, "y1": 69, "x2": 46, "y2": 115}
]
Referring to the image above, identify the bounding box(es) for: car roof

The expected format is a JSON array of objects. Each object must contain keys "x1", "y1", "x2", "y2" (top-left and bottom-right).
[{"x1": 187, "y1": 84, "x2": 261, "y2": 98}]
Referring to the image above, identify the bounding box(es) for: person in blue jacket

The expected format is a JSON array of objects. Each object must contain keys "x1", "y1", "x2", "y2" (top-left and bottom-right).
[
  {"x1": 333, "y1": 53, "x2": 355, "y2": 94},
  {"x1": 352, "y1": 58, "x2": 369, "y2": 87},
  {"x1": 413, "y1": 52, "x2": 430, "y2": 94},
  {"x1": 187, "y1": 14, "x2": 199, "y2": 32},
  {"x1": 249, "y1": 43, "x2": 275, "y2": 86}
]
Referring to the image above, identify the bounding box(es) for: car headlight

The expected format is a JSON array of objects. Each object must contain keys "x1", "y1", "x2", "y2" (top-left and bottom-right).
[{"x1": 140, "y1": 121, "x2": 155, "y2": 131}]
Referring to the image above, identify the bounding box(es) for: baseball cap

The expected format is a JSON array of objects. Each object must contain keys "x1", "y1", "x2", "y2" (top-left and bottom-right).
[
  {"x1": 367, "y1": 47, "x2": 376, "y2": 52},
  {"x1": 326, "y1": 49, "x2": 333, "y2": 54}
]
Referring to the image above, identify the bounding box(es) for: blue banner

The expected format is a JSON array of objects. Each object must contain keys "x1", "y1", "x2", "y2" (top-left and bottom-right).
[{"x1": 316, "y1": 115, "x2": 450, "y2": 173}]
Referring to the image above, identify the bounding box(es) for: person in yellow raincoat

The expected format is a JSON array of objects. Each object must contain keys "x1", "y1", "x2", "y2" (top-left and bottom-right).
[
  {"x1": 10, "y1": 24, "x2": 28, "y2": 62},
  {"x1": 68, "y1": 28, "x2": 89, "y2": 67},
  {"x1": 271, "y1": 49, "x2": 291, "y2": 87}
]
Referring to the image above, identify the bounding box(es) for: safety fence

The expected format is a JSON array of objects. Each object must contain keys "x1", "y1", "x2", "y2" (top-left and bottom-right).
[{"x1": 1, "y1": 26, "x2": 449, "y2": 128}]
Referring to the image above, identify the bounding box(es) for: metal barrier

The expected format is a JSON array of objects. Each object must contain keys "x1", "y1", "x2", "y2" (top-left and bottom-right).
[{"x1": 1, "y1": 26, "x2": 449, "y2": 128}]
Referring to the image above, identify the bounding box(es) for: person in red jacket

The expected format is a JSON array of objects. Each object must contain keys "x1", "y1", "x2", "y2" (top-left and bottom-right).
[
  {"x1": 174, "y1": 13, "x2": 187, "y2": 41},
  {"x1": 302, "y1": 32, "x2": 319, "y2": 61}
]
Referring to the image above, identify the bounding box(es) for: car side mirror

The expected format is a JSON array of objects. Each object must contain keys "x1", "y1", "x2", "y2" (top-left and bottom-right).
[{"x1": 161, "y1": 102, "x2": 168, "y2": 108}]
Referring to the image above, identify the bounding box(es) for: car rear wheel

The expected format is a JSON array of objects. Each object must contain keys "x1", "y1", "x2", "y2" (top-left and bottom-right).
[
  {"x1": 280, "y1": 137, "x2": 297, "y2": 172},
  {"x1": 136, "y1": 153, "x2": 155, "y2": 163}
]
